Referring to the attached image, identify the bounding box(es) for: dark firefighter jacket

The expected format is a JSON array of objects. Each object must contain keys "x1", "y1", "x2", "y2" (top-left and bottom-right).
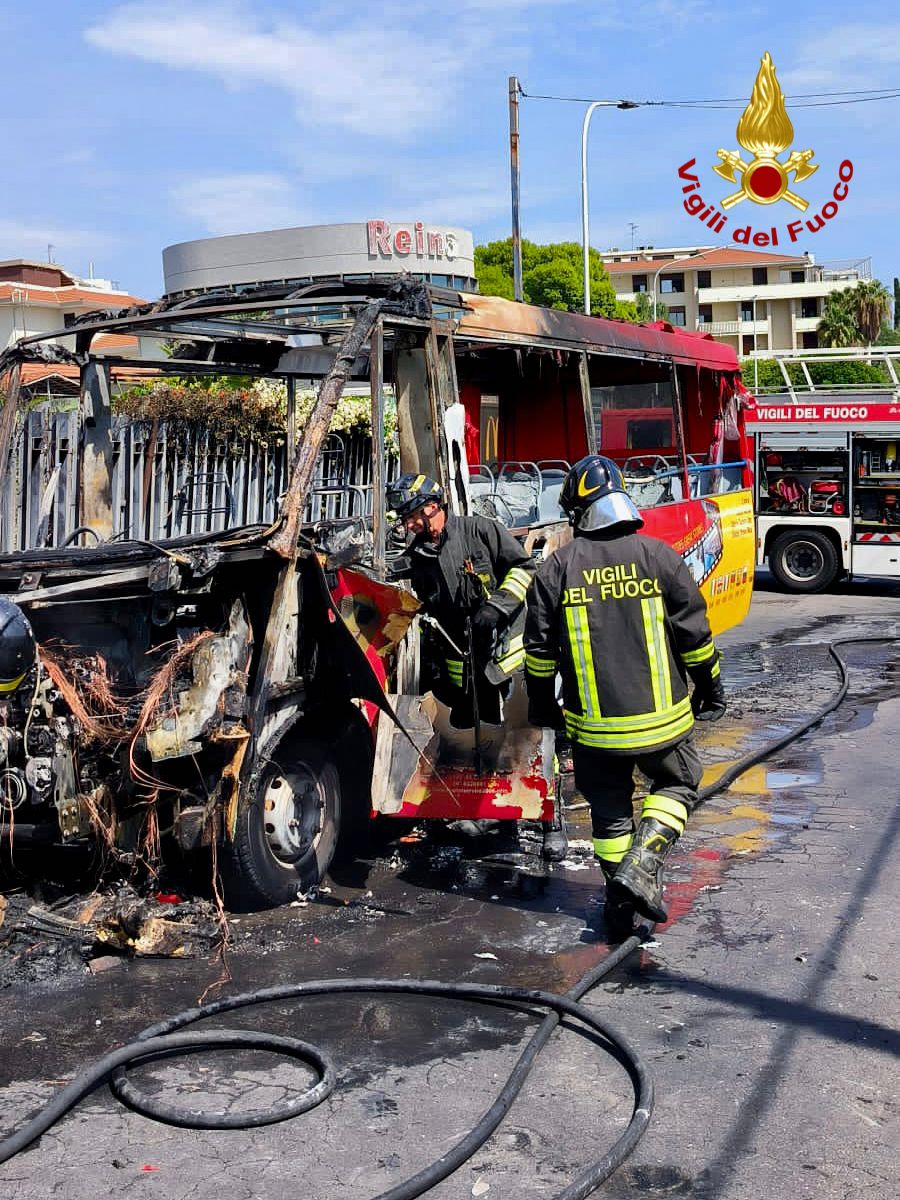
[
  {"x1": 393, "y1": 514, "x2": 536, "y2": 680},
  {"x1": 524, "y1": 531, "x2": 718, "y2": 753}
]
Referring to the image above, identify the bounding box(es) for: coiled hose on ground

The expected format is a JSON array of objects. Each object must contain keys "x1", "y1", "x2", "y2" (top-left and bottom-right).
[{"x1": 0, "y1": 636, "x2": 893, "y2": 1199}]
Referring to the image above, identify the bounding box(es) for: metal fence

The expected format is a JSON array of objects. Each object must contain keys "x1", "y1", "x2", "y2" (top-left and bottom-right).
[{"x1": 1, "y1": 404, "x2": 397, "y2": 553}]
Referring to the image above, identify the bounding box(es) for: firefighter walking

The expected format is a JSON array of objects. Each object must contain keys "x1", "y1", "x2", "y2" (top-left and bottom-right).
[
  {"x1": 524, "y1": 455, "x2": 726, "y2": 937},
  {"x1": 386, "y1": 472, "x2": 567, "y2": 861}
]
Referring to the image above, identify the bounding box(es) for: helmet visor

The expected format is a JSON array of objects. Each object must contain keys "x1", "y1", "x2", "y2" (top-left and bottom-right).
[{"x1": 578, "y1": 490, "x2": 644, "y2": 532}]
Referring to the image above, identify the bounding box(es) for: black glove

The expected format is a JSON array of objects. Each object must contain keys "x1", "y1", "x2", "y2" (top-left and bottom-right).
[
  {"x1": 691, "y1": 674, "x2": 727, "y2": 721},
  {"x1": 527, "y1": 697, "x2": 565, "y2": 731},
  {"x1": 555, "y1": 732, "x2": 574, "y2": 775},
  {"x1": 470, "y1": 602, "x2": 503, "y2": 659}
]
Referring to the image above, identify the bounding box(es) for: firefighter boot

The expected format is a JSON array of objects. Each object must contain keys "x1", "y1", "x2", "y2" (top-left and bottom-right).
[
  {"x1": 598, "y1": 858, "x2": 636, "y2": 943},
  {"x1": 541, "y1": 794, "x2": 568, "y2": 862},
  {"x1": 609, "y1": 818, "x2": 679, "y2": 924}
]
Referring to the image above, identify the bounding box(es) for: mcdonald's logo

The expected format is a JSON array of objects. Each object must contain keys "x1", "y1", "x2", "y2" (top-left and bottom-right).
[{"x1": 482, "y1": 415, "x2": 499, "y2": 463}]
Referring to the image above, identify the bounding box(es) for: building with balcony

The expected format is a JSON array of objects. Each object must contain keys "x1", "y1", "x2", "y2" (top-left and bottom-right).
[
  {"x1": 0, "y1": 259, "x2": 143, "y2": 350},
  {"x1": 0, "y1": 259, "x2": 146, "y2": 399},
  {"x1": 600, "y1": 244, "x2": 871, "y2": 356}
]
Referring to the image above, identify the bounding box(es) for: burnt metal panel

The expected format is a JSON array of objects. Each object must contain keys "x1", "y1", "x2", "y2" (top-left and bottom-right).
[
  {"x1": 80, "y1": 363, "x2": 116, "y2": 540},
  {"x1": 456, "y1": 292, "x2": 741, "y2": 372}
]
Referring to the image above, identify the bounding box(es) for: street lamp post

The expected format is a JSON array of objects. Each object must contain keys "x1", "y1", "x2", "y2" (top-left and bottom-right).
[
  {"x1": 752, "y1": 294, "x2": 759, "y2": 391},
  {"x1": 651, "y1": 246, "x2": 727, "y2": 322},
  {"x1": 581, "y1": 99, "x2": 637, "y2": 316}
]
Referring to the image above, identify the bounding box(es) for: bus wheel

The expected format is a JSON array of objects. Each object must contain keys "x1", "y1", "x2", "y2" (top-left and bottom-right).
[
  {"x1": 769, "y1": 530, "x2": 839, "y2": 593},
  {"x1": 222, "y1": 739, "x2": 340, "y2": 910}
]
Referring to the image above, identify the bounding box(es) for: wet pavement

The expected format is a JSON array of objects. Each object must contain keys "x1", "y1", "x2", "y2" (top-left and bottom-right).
[{"x1": 1, "y1": 572, "x2": 898, "y2": 1199}]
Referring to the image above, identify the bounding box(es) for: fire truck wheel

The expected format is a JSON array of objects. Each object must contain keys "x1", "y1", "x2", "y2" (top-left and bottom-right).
[
  {"x1": 222, "y1": 740, "x2": 340, "y2": 910},
  {"x1": 769, "y1": 530, "x2": 839, "y2": 593}
]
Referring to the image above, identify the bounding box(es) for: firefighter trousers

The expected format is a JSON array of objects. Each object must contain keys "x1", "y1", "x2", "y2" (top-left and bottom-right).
[
  {"x1": 572, "y1": 735, "x2": 703, "y2": 842},
  {"x1": 441, "y1": 672, "x2": 510, "y2": 728}
]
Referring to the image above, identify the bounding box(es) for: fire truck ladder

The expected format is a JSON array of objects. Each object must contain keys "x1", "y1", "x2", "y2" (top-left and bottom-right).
[{"x1": 757, "y1": 347, "x2": 900, "y2": 402}]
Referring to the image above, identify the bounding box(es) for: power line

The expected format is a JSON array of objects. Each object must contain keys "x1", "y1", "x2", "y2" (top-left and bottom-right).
[
  {"x1": 519, "y1": 85, "x2": 900, "y2": 109},
  {"x1": 646, "y1": 86, "x2": 900, "y2": 102},
  {"x1": 650, "y1": 94, "x2": 900, "y2": 109}
]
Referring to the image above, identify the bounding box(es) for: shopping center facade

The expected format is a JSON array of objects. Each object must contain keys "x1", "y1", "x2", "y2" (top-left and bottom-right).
[{"x1": 162, "y1": 220, "x2": 477, "y2": 297}]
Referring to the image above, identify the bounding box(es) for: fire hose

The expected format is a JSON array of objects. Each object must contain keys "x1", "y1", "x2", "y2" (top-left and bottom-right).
[{"x1": 0, "y1": 636, "x2": 894, "y2": 1198}]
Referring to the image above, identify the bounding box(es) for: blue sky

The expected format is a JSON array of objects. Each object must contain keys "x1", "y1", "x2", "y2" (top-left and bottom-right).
[{"x1": 1, "y1": 1, "x2": 897, "y2": 299}]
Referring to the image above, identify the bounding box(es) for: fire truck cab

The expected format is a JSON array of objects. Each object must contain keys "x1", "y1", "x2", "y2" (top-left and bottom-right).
[{"x1": 745, "y1": 351, "x2": 900, "y2": 592}]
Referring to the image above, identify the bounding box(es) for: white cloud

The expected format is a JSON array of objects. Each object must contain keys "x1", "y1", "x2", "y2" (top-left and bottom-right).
[
  {"x1": 0, "y1": 219, "x2": 119, "y2": 263},
  {"x1": 85, "y1": 1, "x2": 463, "y2": 139},
  {"x1": 586, "y1": 0, "x2": 715, "y2": 32},
  {"x1": 167, "y1": 157, "x2": 558, "y2": 241},
  {"x1": 780, "y1": 23, "x2": 900, "y2": 89},
  {"x1": 169, "y1": 173, "x2": 311, "y2": 236},
  {"x1": 364, "y1": 156, "x2": 568, "y2": 229},
  {"x1": 391, "y1": 163, "x2": 513, "y2": 225}
]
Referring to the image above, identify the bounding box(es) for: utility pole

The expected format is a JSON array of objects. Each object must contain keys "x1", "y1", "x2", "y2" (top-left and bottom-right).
[{"x1": 508, "y1": 76, "x2": 523, "y2": 301}]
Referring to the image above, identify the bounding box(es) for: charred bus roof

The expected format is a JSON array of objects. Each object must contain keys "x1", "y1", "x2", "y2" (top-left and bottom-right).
[{"x1": 2, "y1": 276, "x2": 740, "y2": 379}]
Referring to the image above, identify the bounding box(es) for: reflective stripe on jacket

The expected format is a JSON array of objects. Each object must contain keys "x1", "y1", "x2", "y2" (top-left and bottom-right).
[{"x1": 524, "y1": 531, "x2": 716, "y2": 754}]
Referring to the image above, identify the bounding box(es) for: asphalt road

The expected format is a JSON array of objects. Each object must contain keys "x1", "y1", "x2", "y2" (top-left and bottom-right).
[{"x1": 1, "y1": 573, "x2": 898, "y2": 1200}]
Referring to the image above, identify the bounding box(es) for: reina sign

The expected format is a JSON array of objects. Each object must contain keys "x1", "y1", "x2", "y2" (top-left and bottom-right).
[
  {"x1": 675, "y1": 52, "x2": 854, "y2": 248},
  {"x1": 367, "y1": 220, "x2": 459, "y2": 261}
]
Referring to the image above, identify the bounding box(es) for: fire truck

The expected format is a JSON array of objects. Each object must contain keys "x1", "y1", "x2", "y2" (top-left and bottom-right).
[{"x1": 745, "y1": 349, "x2": 900, "y2": 592}]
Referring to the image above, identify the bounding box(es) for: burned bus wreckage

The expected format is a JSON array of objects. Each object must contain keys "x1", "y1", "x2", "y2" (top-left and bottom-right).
[{"x1": 0, "y1": 278, "x2": 755, "y2": 908}]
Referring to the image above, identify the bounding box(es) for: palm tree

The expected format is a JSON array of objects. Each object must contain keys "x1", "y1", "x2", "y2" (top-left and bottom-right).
[
  {"x1": 817, "y1": 290, "x2": 859, "y2": 347},
  {"x1": 850, "y1": 279, "x2": 891, "y2": 344}
]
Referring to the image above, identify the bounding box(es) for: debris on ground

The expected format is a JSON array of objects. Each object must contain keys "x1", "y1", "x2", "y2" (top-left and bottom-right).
[{"x1": 0, "y1": 884, "x2": 222, "y2": 986}]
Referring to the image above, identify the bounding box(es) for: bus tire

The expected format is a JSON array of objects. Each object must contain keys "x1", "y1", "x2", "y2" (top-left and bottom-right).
[
  {"x1": 769, "y1": 530, "x2": 839, "y2": 593},
  {"x1": 221, "y1": 736, "x2": 340, "y2": 910}
]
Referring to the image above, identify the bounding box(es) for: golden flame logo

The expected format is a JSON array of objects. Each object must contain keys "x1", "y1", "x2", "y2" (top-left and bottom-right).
[{"x1": 713, "y1": 52, "x2": 817, "y2": 210}]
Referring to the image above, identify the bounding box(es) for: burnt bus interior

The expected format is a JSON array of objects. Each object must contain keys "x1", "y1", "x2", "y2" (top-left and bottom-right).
[
  {"x1": 439, "y1": 297, "x2": 749, "y2": 527},
  {"x1": 0, "y1": 279, "x2": 749, "y2": 905}
]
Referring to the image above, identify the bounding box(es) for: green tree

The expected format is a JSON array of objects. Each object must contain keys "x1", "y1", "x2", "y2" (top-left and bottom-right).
[
  {"x1": 817, "y1": 289, "x2": 859, "y2": 348},
  {"x1": 816, "y1": 280, "x2": 892, "y2": 347},
  {"x1": 613, "y1": 298, "x2": 639, "y2": 322},
  {"x1": 475, "y1": 238, "x2": 514, "y2": 278},
  {"x1": 524, "y1": 259, "x2": 585, "y2": 311},
  {"x1": 474, "y1": 263, "x2": 514, "y2": 301},
  {"x1": 743, "y1": 358, "x2": 890, "y2": 393},
  {"x1": 633, "y1": 292, "x2": 668, "y2": 322},
  {"x1": 850, "y1": 279, "x2": 891, "y2": 345},
  {"x1": 474, "y1": 238, "x2": 619, "y2": 317},
  {"x1": 741, "y1": 358, "x2": 789, "y2": 393},
  {"x1": 893, "y1": 276, "x2": 900, "y2": 330}
]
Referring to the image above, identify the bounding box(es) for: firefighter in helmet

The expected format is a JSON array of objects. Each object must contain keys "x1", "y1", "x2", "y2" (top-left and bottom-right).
[
  {"x1": 523, "y1": 455, "x2": 726, "y2": 937},
  {"x1": 0, "y1": 596, "x2": 37, "y2": 695},
  {"x1": 386, "y1": 472, "x2": 567, "y2": 861}
]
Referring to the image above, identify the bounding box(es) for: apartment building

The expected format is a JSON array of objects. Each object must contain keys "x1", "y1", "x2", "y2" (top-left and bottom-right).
[
  {"x1": 0, "y1": 259, "x2": 144, "y2": 397},
  {"x1": 601, "y1": 244, "x2": 870, "y2": 355}
]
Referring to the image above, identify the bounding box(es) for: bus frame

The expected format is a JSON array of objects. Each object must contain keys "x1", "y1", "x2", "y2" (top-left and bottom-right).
[{"x1": 0, "y1": 278, "x2": 755, "y2": 906}]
